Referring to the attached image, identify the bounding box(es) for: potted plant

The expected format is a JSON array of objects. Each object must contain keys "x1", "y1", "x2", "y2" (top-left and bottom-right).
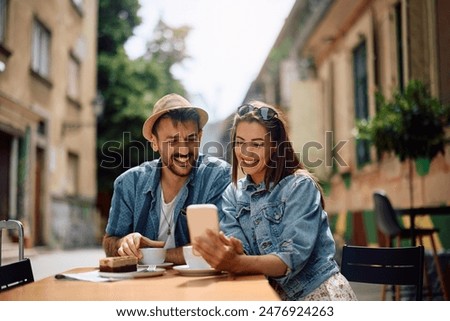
[{"x1": 357, "y1": 79, "x2": 450, "y2": 207}]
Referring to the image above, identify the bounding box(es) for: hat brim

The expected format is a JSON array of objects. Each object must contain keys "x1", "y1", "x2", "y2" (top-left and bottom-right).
[{"x1": 142, "y1": 106, "x2": 209, "y2": 142}]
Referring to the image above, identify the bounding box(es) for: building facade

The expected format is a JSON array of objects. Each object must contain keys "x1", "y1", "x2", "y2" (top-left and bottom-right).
[
  {"x1": 0, "y1": 0, "x2": 100, "y2": 248},
  {"x1": 245, "y1": 0, "x2": 450, "y2": 248}
]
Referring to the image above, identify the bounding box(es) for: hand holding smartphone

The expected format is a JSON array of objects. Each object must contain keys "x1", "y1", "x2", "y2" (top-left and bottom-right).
[{"x1": 186, "y1": 204, "x2": 219, "y2": 255}]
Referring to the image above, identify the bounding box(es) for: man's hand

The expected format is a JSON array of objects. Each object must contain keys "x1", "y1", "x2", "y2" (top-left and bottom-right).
[{"x1": 117, "y1": 232, "x2": 165, "y2": 259}]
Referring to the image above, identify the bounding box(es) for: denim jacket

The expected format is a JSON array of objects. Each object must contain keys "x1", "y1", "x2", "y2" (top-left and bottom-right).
[
  {"x1": 106, "y1": 154, "x2": 231, "y2": 247},
  {"x1": 220, "y1": 173, "x2": 339, "y2": 300}
]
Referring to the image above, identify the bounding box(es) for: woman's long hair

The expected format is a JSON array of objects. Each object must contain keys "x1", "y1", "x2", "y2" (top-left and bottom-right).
[{"x1": 230, "y1": 100, "x2": 325, "y2": 208}]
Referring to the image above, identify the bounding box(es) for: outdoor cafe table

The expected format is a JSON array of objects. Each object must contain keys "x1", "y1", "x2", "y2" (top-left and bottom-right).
[
  {"x1": 397, "y1": 205, "x2": 450, "y2": 246},
  {"x1": 0, "y1": 267, "x2": 280, "y2": 301}
]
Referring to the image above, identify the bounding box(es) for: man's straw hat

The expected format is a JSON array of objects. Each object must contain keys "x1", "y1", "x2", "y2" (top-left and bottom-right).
[{"x1": 142, "y1": 93, "x2": 208, "y2": 141}]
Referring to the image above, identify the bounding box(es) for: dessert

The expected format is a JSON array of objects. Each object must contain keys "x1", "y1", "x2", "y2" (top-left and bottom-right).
[{"x1": 99, "y1": 256, "x2": 138, "y2": 273}]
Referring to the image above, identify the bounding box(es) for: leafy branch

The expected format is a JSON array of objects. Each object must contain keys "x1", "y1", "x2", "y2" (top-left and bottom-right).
[{"x1": 356, "y1": 80, "x2": 450, "y2": 162}]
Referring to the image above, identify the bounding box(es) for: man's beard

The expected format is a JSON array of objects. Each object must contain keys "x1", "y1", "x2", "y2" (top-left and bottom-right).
[{"x1": 163, "y1": 152, "x2": 196, "y2": 177}]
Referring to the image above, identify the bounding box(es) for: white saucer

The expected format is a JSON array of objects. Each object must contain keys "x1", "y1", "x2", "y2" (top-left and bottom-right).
[
  {"x1": 173, "y1": 265, "x2": 221, "y2": 276},
  {"x1": 139, "y1": 262, "x2": 174, "y2": 269},
  {"x1": 99, "y1": 267, "x2": 165, "y2": 279}
]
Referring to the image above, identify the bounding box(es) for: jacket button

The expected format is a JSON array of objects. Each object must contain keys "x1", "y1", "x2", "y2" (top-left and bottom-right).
[{"x1": 261, "y1": 241, "x2": 272, "y2": 249}]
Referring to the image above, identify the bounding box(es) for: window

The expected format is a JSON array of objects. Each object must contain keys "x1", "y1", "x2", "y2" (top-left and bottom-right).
[
  {"x1": 394, "y1": 2, "x2": 404, "y2": 92},
  {"x1": 31, "y1": 19, "x2": 51, "y2": 78},
  {"x1": 0, "y1": 0, "x2": 7, "y2": 43},
  {"x1": 67, "y1": 53, "x2": 80, "y2": 100},
  {"x1": 67, "y1": 152, "x2": 79, "y2": 196},
  {"x1": 436, "y1": 0, "x2": 450, "y2": 105},
  {"x1": 353, "y1": 40, "x2": 370, "y2": 167}
]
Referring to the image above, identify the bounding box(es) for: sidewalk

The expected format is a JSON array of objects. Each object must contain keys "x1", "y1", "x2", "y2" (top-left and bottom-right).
[{"x1": 2, "y1": 245, "x2": 104, "y2": 281}]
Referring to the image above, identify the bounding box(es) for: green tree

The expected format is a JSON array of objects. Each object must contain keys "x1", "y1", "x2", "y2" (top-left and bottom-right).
[
  {"x1": 142, "y1": 18, "x2": 191, "y2": 95},
  {"x1": 98, "y1": 0, "x2": 141, "y2": 55},
  {"x1": 145, "y1": 19, "x2": 191, "y2": 66},
  {"x1": 96, "y1": 1, "x2": 190, "y2": 193}
]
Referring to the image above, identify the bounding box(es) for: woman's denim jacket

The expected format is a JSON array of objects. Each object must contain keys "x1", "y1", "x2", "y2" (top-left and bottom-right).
[{"x1": 220, "y1": 173, "x2": 339, "y2": 300}]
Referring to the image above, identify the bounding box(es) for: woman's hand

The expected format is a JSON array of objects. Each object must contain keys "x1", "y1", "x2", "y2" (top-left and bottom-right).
[
  {"x1": 193, "y1": 230, "x2": 288, "y2": 277},
  {"x1": 193, "y1": 230, "x2": 244, "y2": 273},
  {"x1": 117, "y1": 232, "x2": 165, "y2": 259}
]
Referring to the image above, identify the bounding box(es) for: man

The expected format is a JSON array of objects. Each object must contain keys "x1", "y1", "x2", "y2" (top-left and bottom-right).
[{"x1": 103, "y1": 93, "x2": 231, "y2": 264}]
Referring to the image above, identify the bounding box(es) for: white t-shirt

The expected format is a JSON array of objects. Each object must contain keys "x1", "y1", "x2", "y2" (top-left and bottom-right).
[{"x1": 158, "y1": 187, "x2": 176, "y2": 249}]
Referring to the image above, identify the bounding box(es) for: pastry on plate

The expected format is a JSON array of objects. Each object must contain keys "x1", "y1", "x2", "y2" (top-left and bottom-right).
[{"x1": 99, "y1": 256, "x2": 138, "y2": 273}]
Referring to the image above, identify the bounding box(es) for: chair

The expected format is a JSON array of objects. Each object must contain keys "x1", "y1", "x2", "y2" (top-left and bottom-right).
[
  {"x1": 373, "y1": 190, "x2": 448, "y2": 300},
  {"x1": 341, "y1": 245, "x2": 424, "y2": 300},
  {"x1": 0, "y1": 220, "x2": 34, "y2": 291}
]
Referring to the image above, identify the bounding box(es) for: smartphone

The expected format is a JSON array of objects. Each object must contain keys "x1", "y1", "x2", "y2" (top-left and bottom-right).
[{"x1": 186, "y1": 204, "x2": 219, "y2": 255}]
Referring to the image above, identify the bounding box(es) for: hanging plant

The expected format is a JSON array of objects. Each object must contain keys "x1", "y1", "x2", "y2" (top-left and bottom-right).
[
  {"x1": 415, "y1": 157, "x2": 431, "y2": 177},
  {"x1": 357, "y1": 80, "x2": 449, "y2": 162},
  {"x1": 356, "y1": 80, "x2": 450, "y2": 206}
]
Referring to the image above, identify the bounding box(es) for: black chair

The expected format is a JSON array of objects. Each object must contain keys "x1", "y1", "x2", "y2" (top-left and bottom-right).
[
  {"x1": 373, "y1": 190, "x2": 448, "y2": 300},
  {"x1": 0, "y1": 220, "x2": 34, "y2": 291},
  {"x1": 341, "y1": 245, "x2": 424, "y2": 300}
]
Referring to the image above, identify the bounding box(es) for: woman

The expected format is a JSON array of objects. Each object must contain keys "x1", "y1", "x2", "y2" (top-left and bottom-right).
[{"x1": 193, "y1": 101, "x2": 356, "y2": 300}]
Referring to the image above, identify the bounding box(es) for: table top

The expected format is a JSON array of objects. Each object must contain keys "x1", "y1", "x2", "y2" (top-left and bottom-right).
[{"x1": 0, "y1": 267, "x2": 280, "y2": 301}]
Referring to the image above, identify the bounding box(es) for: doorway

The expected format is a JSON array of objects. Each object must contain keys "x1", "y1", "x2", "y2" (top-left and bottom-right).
[
  {"x1": 0, "y1": 131, "x2": 12, "y2": 221},
  {"x1": 34, "y1": 147, "x2": 45, "y2": 245}
]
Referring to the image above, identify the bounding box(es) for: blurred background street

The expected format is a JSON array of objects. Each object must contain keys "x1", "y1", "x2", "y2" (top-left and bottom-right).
[{"x1": 1, "y1": 0, "x2": 449, "y2": 302}]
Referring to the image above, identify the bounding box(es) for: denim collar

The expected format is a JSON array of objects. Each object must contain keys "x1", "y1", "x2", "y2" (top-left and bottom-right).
[{"x1": 241, "y1": 175, "x2": 267, "y2": 192}]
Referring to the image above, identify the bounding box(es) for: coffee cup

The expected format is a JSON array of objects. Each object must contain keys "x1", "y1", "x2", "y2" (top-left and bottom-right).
[
  {"x1": 141, "y1": 247, "x2": 166, "y2": 265},
  {"x1": 182, "y1": 245, "x2": 211, "y2": 269}
]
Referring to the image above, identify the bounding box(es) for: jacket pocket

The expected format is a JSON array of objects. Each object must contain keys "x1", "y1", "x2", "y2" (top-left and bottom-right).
[{"x1": 261, "y1": 202, "x2": 285, "y2": 224}]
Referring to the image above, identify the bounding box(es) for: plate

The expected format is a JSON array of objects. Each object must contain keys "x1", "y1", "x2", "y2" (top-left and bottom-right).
[
  {"x1": 138, "y1": 262, "x2": 173, "y2": 269},
  {"x1": 173, "y1": 265, "x2": 222, "y2": 276},
  {"x1": 99, "y1": 267, "x2": 165, "y2": 279}
]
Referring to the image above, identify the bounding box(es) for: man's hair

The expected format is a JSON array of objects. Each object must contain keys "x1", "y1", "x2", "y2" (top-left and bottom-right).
[{"x1": 152, "y1": 108, "x2": 201, "y2": 136}]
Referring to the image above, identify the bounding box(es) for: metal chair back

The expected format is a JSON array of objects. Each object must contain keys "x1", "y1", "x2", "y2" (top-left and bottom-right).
[
  {"x1": 0, "y1": 220, "x2": 34, "y2": 291},
  {"x1": 341, "y1": 245, "x2": 424, "y2": 300},
  {"x1": 373, "y1": 190, "x2": 403, "y2": 237}
]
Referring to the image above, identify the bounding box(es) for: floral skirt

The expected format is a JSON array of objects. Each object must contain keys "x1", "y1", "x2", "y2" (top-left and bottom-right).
[{"x1": 303, "y1": 272, "x2": 358, "y2": 301}]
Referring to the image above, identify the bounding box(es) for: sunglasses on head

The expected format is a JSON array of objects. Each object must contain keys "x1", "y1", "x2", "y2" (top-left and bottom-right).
[{"x1": 237, "y1": 104, "x2": 278, "y2": 121}]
